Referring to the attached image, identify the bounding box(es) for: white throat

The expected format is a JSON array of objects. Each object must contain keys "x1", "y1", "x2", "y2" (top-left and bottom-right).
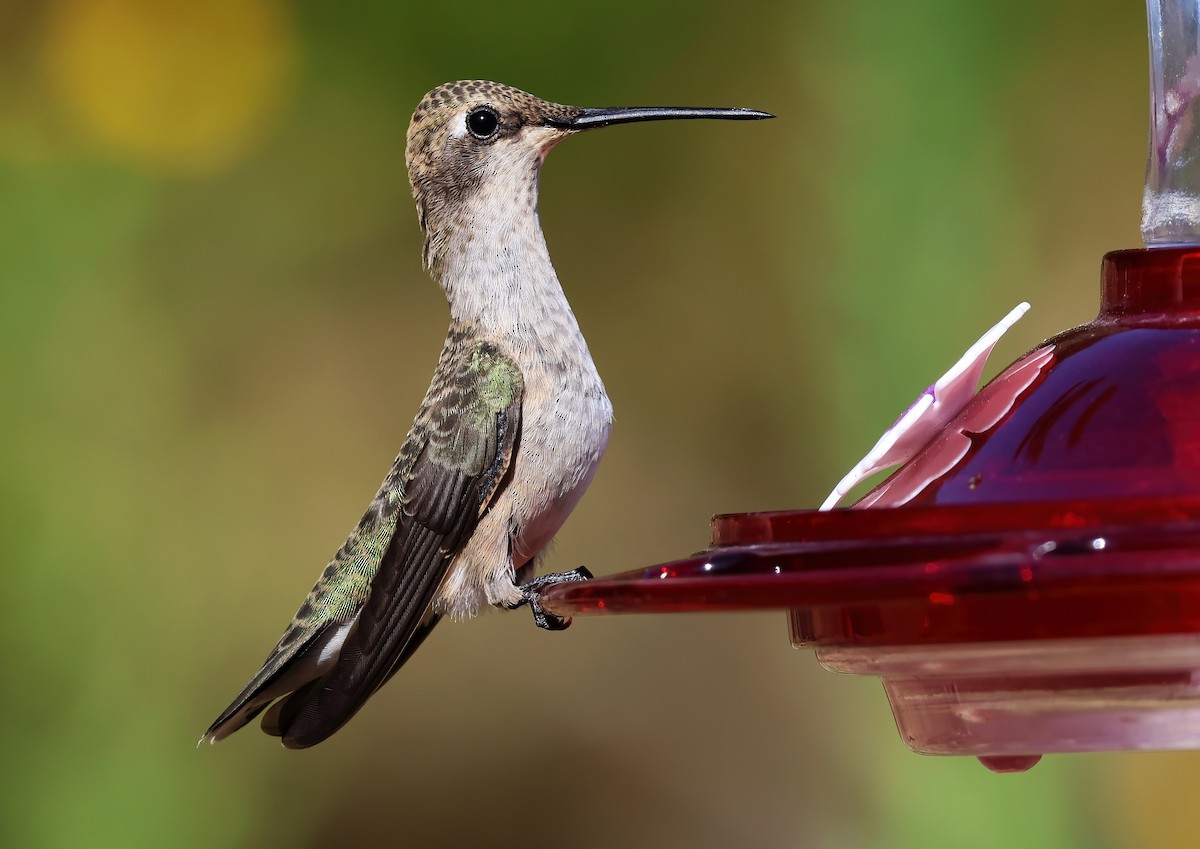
[{"x1": 433, "y1": 154, "x2": 581, "y2": 347}]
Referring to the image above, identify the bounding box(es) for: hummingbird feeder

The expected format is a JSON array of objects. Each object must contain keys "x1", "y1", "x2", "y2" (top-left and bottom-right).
[{"x1": 541, "y1": 0, "x2": 1200, "y2": 772}]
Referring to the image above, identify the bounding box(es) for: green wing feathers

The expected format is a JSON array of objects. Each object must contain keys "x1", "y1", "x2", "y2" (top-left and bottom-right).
[{"x1": 202, "y1": 339, "x2": 523, "y2": 746}]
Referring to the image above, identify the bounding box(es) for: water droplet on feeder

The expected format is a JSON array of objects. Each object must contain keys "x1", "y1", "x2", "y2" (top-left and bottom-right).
[{"x1": 976, "y1": 755, "x2": 1042, "y2": 773}]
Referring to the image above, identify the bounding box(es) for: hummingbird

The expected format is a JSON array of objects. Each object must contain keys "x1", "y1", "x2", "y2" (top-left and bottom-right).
[{"x1": 202, "y1": 80, "x2": 772, "y2": 748}]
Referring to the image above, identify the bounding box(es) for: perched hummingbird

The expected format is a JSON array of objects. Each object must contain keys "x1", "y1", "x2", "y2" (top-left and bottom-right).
[{"x1": 202, "y1": 80, "x2": 772, "y2": 748}]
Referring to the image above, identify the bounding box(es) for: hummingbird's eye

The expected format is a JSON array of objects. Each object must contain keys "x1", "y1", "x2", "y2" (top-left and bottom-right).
[{"x1": 466, "y1": 107, "x2": 500, "y2": 140}]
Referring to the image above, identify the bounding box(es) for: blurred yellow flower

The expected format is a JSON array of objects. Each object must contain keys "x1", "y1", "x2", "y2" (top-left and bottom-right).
[{"x1": 42, "y1": 0, "x2": 297, "y2": 176}]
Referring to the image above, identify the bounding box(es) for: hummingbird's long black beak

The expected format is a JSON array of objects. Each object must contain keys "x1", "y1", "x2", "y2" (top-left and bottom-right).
[{"x1": 549, "y1": 106, "x2": 774, "y2": 130}]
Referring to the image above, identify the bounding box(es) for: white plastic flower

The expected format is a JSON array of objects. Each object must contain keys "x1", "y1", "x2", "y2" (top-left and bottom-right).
[{"x1": 821, "y1": 302, "x2": 1033, "y2": 510}]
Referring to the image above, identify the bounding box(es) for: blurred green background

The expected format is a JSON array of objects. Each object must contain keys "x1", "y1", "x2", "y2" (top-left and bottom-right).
[{"x1": 2, "y1": 0, "x2": 1194, "y2": 846}]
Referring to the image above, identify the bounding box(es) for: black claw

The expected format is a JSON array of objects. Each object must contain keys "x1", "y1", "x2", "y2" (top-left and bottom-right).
[
  {"x1": 531, "y1": 602, "x2": 571, "y2": 631},
  {"x1": 512, "y1": 566, "x2": 592, "y2": 631}
]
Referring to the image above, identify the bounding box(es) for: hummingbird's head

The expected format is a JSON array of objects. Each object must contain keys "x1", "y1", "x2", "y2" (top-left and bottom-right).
[
  {"x1": 405, "y1": 80, "x2": 772, "y2": 271},
  {"x1": 405, "y1": 81, "x2": 580, "y2": 242}
]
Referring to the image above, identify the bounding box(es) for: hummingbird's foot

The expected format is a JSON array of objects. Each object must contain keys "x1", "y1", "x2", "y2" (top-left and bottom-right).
[{"x1": 509, "y1": 566, "x2": 593, "y2": 631}]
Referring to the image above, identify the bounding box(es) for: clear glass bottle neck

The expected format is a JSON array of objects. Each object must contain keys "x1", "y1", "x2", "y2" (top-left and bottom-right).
[{"x1": 1144, "y1": 0, "x2": 1200, "y2": 245}]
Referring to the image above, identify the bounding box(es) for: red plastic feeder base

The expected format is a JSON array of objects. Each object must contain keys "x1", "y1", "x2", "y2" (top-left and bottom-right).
[{"x1": 540, "y1": 248, "x2": 1200, "y2": 770}]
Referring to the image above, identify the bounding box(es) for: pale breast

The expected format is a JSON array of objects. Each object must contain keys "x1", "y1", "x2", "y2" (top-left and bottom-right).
[{"x1": 508, "y1": 363, "x2": 612, "y2": 565}]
